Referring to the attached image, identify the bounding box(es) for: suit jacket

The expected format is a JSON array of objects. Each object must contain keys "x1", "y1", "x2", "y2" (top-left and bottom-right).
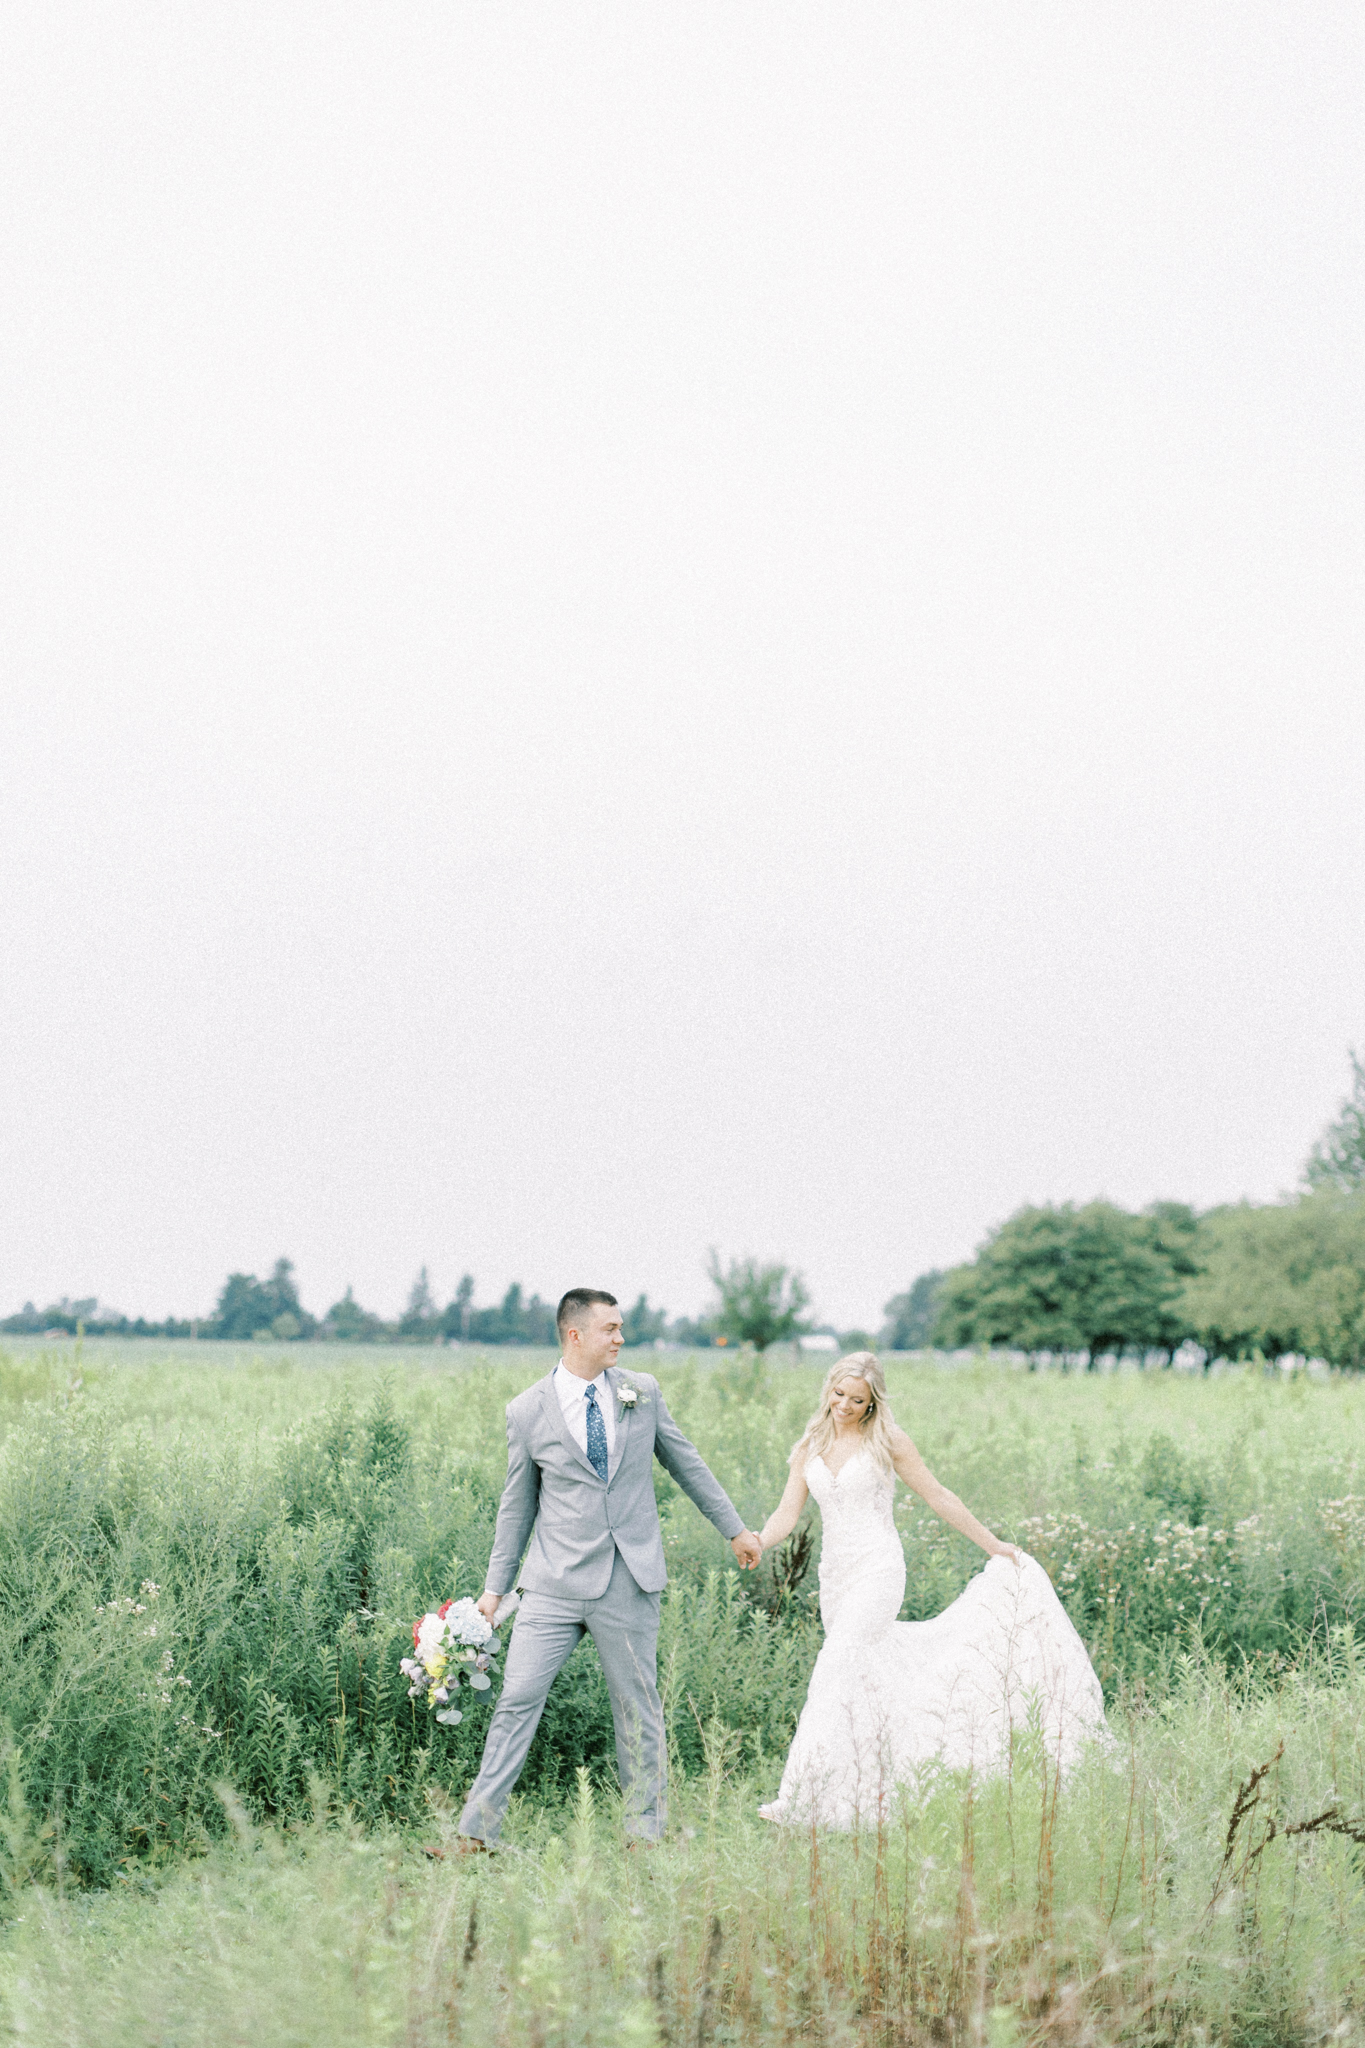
[{"x1": 484, "y1": 1366, "x2": 744, "y2": 1599}]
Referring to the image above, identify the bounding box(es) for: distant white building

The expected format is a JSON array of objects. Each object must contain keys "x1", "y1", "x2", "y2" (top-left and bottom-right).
[{"x1": 798, "y1": 1333, "x2": 840, "y2": 1354}]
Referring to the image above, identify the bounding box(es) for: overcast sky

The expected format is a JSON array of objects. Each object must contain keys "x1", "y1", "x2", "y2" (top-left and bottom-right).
[{"x1": 2, "y1": 5, "x2": 1362, "y2": 1329}]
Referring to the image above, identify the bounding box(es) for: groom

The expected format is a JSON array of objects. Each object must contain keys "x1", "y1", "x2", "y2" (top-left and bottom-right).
[{"x1": 458, "y1": 1287, "x2": 762, "y2": 1847}]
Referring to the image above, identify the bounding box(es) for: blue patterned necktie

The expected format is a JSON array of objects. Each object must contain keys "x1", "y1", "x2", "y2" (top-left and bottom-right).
[{"x1": 583, "y1": 1383, "x2": 609, "y2": 1481}]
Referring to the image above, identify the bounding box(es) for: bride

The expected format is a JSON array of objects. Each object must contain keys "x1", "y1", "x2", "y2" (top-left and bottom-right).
[{"x1": 756, "y1": 1353, "x2": 1105, "y2": 1827}]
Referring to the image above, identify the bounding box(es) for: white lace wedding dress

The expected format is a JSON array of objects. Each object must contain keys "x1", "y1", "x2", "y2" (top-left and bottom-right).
[{"x1": 759, "y1": 1449, "x2": 1106, "y2": 1827}]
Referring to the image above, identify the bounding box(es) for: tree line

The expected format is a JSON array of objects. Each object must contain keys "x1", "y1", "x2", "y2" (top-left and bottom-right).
[
  {"x1": 1, "y1": 1266, "x2": 660, "y2": 1347},
  {"x1": 0, "y1": 1252, "x2": 808, "y2": 1352},
  {"x1": 914, "y1": 1052, "x2": 1365, "y2": 1369},
  {"x1": 8, "y1": 1055, "x2": 1363, "y2": 1366}
]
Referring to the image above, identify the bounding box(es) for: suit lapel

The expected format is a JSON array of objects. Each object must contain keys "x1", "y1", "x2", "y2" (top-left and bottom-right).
[
  {"x1": 604, "y1": 1367, "x2": 633, "y2": 1481},
  {"x1": 540, "y1": 1373, "x2": 603, "y2": 1483}
]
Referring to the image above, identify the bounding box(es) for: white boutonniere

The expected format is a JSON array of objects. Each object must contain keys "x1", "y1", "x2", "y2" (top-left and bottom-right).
[{"x1": 616, "y1": 1382, "x2": 649, "y2": 1408}]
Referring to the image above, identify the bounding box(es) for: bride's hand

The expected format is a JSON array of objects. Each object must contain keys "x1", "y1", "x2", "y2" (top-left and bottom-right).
[{"x1": 992, "y1": 1542, "x2": 1023, "y2": 1567}]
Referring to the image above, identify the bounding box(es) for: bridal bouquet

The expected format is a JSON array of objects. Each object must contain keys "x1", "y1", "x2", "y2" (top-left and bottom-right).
[{"x1": 400, "y1": 1595, "x2": 515, "y2": 1726}]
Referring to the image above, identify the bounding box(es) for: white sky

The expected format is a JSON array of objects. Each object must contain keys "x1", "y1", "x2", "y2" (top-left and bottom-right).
[{"x1": 2, "y1": 5, "x2": 1362, "y2": 1328}]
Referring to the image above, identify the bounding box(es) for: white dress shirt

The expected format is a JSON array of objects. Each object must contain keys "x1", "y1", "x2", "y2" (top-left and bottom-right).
[{"x1": 552, "y1": 1359, "x2": 616, "y2": 1455}]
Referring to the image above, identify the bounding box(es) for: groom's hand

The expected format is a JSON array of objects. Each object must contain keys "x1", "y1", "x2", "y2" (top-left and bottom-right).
[
  {"x1": 476, "y1": 1590, "x2": 502, "y2": 1623},
  {"x1": 730, "y1": 1531, "x2": 762, "y2": 1570}
]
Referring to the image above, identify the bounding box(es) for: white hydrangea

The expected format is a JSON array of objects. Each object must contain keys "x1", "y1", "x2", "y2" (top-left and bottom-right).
[
  {"x1": 443, "y1": 1597, "x2": 492, "y2": 1648},
  {"x1": 414, "y1": 1613, "x2": 447, "y2": 1661}
]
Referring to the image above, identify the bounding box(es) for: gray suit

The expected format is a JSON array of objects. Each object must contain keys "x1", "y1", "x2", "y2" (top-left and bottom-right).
[{"x1": 459, "y1": 1365, "x2": 744, "y2": 1842}]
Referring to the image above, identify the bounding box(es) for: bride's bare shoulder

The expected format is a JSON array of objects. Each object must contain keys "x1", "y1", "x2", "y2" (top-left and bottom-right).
[{"x1": 788, "y1": 1440, "x2": 812, "y2": 1476}]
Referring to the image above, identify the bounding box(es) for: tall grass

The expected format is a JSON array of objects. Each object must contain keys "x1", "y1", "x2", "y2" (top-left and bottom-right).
[
  {"x1": 2, "y1": 1342, "x2": 1365, "y2": 1886},
  {"x1": 5, "y1": 1645, "x2": 1365, "y2": 2044}
]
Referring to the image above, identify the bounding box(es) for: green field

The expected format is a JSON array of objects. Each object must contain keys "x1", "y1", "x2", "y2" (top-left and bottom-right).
[{"x1": 3, "y1": 1339, "x2": 1365, "y2": 2045}]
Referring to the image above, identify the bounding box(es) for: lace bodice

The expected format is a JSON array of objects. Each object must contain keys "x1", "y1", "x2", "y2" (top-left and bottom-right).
[{"x1": 806, "y1": 1448, "x2": 898, "y2": 1565}]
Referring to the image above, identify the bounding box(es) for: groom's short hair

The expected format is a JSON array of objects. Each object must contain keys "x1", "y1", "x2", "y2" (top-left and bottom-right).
[{"x1": 556, "y1": 1288, "x2": 618, "y2": 1341}]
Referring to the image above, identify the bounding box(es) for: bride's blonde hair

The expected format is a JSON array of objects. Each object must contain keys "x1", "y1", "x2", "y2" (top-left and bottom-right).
[{"x1": 793, "y1": 1351, "x2": 897, "y2": 1474}]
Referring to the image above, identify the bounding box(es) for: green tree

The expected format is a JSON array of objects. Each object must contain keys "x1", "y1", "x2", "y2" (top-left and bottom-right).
[
  {"x1": 1136, "y1": 1201, "x2": 1206, "y2": 1352},
  {"x1": 321, "y1": 1287, "x2": 388, "y2": 1343},
  {"x1": 516, "y1": 1291, "x2": 558, "y2": 1346},
  {"x1": 934, "y1": 1202, "x2": 1191, "y2": 1364},
  {"x1": 1142, "y1": 1200, "x2": 1204, "y2": 1281},
  {"x1": 260, "y1": 1257, "x2": 311, "y2": 1339},
  {"x1": 880, "y1": 1270, "x2": 945, "y2": 1350},
  {"x1": 441, "y1": 1274, "x2": 475, "y2": 1341},
  {"x1": 399, "y1": 1266, "x2": 439, "y2": 1342},
  {"x1": 467, "y1": 1284, "x2": 557, "y2": 1346},
  {"x1": 213, "y1": 1271, "x2": 273, "y2": 1341},
  {"x1": 707, "y1": 1253, "x2": 811, "y2": 1353},
  {"x1": 0, "y1": 1302, "x2": 44, "y2": 1334},
  {"x1": 622, "y1": 1294, "x2": 667, "y2": 1346},
  {"x1": 1305, "y1": 1050, "x2": 1365, "y2": 1194},
  {"x1": 209, "y1": 1258, "x2": 311, "y2": 1339},
  {"x1": 1180, "y1": 1190, "x2": 1365, "y2": 1369}
]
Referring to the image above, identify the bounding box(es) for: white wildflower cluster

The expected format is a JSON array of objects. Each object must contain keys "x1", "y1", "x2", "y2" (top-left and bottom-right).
[
  {"x1": 1018, "y1": 1511, "x2": 1240, "y2": 1628},
  {"x1": 1320, "y1": 1495, "x2": 1365, "y2": 1559},
  {"x1": 399, "y1": 1596, "x2": 505, "y2": 1727},
  {"x1": 1017, "y1": 1512, "x2": 1137, "y2": 1600},
  {"x1": 154, "y1": 1647, "x2": 194, "y2": 1706},
  {"x1": 1141, "y1": 1521, "x2": 1234, "y2": 1614},
  {"x1": 177, "y1": 1715, "x2": 224, "y2": 1739},
  {"x1": 93, "y1": 1580, "x2": 206, "y2": 1719},
  {"x1": 898, "y1": 1508, "x2": 953, "y2": 1552},
  {"x1": 94, "y1": 1580, "x2": 162, "y2": 1619},
  {"x1": 1234, "y1": 1512, "x2": 1284, "y2": 1570}
]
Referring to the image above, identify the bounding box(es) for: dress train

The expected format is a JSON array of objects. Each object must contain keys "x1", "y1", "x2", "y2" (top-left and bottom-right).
[{"x1": 759, "y1": 1449, "x2": 1106, "y2": 1828}]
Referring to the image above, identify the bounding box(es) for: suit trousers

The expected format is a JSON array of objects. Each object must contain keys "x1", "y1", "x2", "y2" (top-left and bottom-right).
[{"x1": 458, "y1": 1548, "x2": 666, "y2": 1842}]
